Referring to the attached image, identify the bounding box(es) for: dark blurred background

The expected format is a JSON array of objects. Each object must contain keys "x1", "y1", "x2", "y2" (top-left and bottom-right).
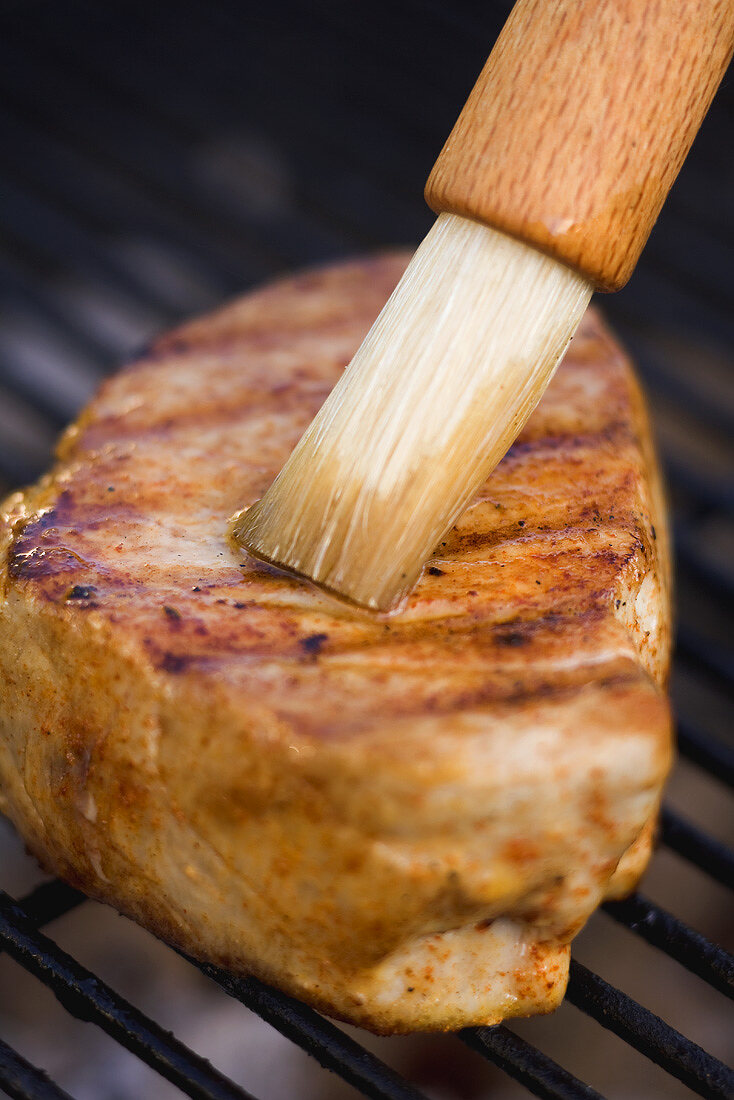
[{"x1": 0, "y1": 2, "x2": 732, "y2": 1098}]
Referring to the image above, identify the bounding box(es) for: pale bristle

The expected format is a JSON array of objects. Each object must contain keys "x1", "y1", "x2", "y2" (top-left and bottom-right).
[{"x1": 234, "y1": 214, "x2": 593, "y2": 610}]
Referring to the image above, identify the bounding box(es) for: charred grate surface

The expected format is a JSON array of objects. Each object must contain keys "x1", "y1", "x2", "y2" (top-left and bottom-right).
[{"x1": 0, "y1": 2, "x2": 732, "y2": 1098}]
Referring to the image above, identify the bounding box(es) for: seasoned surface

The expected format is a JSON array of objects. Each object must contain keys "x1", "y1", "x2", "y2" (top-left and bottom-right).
[{"x1": 0, "y1": 255, "x2": 671, "y2": 1032}]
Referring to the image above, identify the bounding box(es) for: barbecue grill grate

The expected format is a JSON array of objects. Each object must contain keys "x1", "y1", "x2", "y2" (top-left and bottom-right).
[{"x1": 0, "y1": 3, "x2": 732, "y2": 1098}]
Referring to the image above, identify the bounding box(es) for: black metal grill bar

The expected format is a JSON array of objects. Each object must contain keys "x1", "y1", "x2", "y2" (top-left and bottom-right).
[
  {"x1": 680, "y1": 628, "x2": 734, "y2": 683},
  {"x1": 0, "y1": 258, "x2": 116, "y2": 367},
  {"x1": 0, "y1": 36, "x2": 360, "y2": 275},
  {"x1": 618, "y1": 327, "x2": 734, "y2": 443},
  {"x1": 200, "y1": 953, "x2": 614, "y2": 1100},
  {"x1": 661, "y1": 808, "x2": 734, "y2": 890},
  {"x1": 602, "y1": 893, "x2": 733, "y2": 999},
  {"x1": 460, "y1": 1026, "x2": 606, "y2": 1100},
  {"x1": 566, "y1": 961, "x2": 734, "y2": 1100},
  {"x1": 676, "y1": 629, "x2": 734, "y2": 696},
  {"x1": 0, "y1": 130, "x2": 276, "y2": 314},
  {"x1": 0, "y1": 177, "x2": 183, "y2": 322},
  {"x1": 19, "y1": 878, "x2": 732, "y2": 1009},
  {"x1": 675, "y1": 721, "x2": 734, "y2": 789},
  {"x1": 631, "y1": 249, "x2": 734, "y2": 348},
  {"x1": 0, "y1": 365, "x2": 80, "y2": 434},
  {"x1": 607, "y1": 271, "x2": 734, "y2": 368},
  {"x1": 191, "y1": 961, "x2": 429, "y2": 1100},
  {"x1": 6, "y1": 882, "x2": 429, "y2": 1100},
  {"x1": 290, "y1": 0, "x2": 478, "y2": 110},
  {"x1": 674, "y1": 532, "x2": 734, "y2": 604},
  {"x1": 661, "y1": 455, "x2": 734, "y2": 514},
  {"x1": 0, "y1": 453, "x2": 42, "y2": 496},
  {"x1": 10, "y1": 874, "x2": 734, "y2": 1100},
  {"x1": 626, "y1": 322, "x2": 734, "y2": 463},
  {"x1": 0, "y1": 1038, "x2": 74, "y2": 1100},
  {"x1": 19, "y1": 5, "x2": 429, "y2": 224},
  {"x1": 0, "y1": 110, "x2": 250, "y2": 299},
  {"x1": 0, "y1": 5, "x2": 732, "y2": 1099},
  {"x1": 0, "y1": 891, "x2": 258, "y2": 1100},
  {"x1": 10, "y1": 882, "x2": 85, "y2": 933}
]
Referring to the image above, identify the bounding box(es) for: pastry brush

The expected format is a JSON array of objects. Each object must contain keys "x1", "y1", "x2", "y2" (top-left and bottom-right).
[{"x1": 235, "y1": 0, "x2": 733, "y2": 611}]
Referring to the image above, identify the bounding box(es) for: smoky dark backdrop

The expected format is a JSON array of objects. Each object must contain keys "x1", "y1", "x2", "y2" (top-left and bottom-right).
[{"x1": 0, "y1": 3, "x2": 732, "y2": 1099}]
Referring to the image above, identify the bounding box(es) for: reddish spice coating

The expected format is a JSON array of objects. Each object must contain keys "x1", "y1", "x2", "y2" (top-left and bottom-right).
[{"x1": 0, "y1": 254, "x2": 671, "y2": 1034}]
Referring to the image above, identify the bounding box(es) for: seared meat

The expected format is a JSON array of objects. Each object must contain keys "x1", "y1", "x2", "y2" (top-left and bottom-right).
[{"x1": 0, "y1": 254, "x2": 671, "y2": 1032}]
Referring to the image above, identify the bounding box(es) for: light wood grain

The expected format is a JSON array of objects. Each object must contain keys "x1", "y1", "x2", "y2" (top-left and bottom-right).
[{"x1": 425, "y1": 0, "x2": 734, "y2": 291}]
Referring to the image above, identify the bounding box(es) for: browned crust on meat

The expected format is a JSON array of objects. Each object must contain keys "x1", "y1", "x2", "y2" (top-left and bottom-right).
[{"x1": 0, "y1": 253, "x2": 671, "y2": 1033}]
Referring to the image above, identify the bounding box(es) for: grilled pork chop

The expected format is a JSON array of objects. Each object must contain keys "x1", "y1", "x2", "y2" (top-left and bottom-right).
[{"x1": 0, "y1": 254, "x2": 671, "y2": 1033}]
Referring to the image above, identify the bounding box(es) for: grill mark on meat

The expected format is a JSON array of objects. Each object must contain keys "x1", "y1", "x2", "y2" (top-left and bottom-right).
[
  {"x1": 440, "y1": 522, "x2": 643, "y2": 560},
  {"x1": 0, "y1": 253, "x2": 672, "y2": 1033},
  {"x1": 76, "y1": 382, "x2": 333, "y2": 448},
  {"x1": 153, "y1": 311, "x2": 379, "y2": 359},
  {"x1": 1, "y1": 259, "x2": 668, "y2": 745},
  {"x1": 505, "y1": 420, "x2": 634, "y2": 459},
  {"x1": 264, "y1": 671, "x2": 647, "y2": 744},
  {"x1": 135, "y1": 608, "x2": 620, "y2": 703},
  {"x1": 8, "y1": 487, "x2": 646, "y2": 590}
]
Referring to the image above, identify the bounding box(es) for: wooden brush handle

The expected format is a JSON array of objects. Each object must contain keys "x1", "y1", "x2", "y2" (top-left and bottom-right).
[{"x1": 425, "y1": 0, "x2": 734, "y2": 291}]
